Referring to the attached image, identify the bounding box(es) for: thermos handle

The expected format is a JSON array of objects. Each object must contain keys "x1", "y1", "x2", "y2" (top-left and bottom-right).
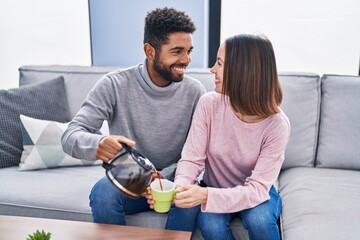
[
  {"x1": 102, "y1": 161, "x2": 113, "y2": 170},
  {"x1": 102, "y1": 144, "x2": 129, "y2": 170}
]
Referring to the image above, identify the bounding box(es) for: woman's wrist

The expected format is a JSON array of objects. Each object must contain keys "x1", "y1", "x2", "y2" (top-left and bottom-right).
[{"x1": 201, "y1": 187, "x2": 208, "y2": 203}]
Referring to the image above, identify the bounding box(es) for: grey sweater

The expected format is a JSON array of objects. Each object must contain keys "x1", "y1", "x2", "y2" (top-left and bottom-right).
[{"x1": 61, "y1": 62, "x2": 206, "y2": 180}]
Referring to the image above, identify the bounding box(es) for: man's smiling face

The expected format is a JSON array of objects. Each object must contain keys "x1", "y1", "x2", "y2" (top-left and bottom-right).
[{"x1": 152, "y1": 32, "x2": 193, "y2": 86}]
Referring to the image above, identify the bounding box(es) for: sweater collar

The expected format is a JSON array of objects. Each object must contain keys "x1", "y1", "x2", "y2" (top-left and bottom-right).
[{"x1": 138, "y1": 60, "x2": 181, "y2": 96}]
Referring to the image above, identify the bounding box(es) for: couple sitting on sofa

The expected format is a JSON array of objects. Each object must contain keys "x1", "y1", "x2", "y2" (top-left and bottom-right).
[{"x1": 61, "y1": 7, "x2": 290, "y2": 240}]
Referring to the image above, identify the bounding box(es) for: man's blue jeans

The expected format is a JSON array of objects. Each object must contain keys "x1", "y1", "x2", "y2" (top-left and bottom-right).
[
  {"x1": 89, "y1": 176, "x2": 151, "y2": 225},
  {"x1": 166, "y1": 186, "x2": 282, "y2": 240}
]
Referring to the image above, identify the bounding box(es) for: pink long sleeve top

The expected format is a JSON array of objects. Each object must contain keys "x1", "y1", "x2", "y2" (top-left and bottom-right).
[{"x1": 174, "y1": 92, "x2": 291, "y2": 213}]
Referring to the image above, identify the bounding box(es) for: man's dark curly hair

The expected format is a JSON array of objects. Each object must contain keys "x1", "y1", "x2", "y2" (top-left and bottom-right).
[{"x1": 144, "y1": 7, "x2": 196, "y2": 51}]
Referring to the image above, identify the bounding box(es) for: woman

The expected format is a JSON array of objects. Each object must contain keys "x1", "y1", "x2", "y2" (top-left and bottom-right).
[{"x1": 149, "y1": 34, "x2": 290, "y2": 240}]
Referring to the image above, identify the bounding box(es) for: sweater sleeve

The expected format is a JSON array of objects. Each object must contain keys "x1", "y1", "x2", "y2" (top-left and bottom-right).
[
  {"x1": 202, "y1": 114, "x2": 291, "y2": 213},
  {"x1": 174, "y1": 95, "x2": 208, "y2": 186},
  {"x1": 61, "y1": 76, "x2": 114, "y2": 161}
]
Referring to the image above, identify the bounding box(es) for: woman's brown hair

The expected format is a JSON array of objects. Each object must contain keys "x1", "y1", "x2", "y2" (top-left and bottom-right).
[{"x1": 222, "y1": 34, "x2": 282, "y2": 117}]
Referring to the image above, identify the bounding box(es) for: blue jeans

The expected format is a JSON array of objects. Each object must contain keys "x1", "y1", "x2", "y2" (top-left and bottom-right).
[
  {"x1": 166, "y1": 186, "x2": 282, "y2": 240},
  {"x1": 89, "y1": 176, "x2": 151, "y2": 225}
]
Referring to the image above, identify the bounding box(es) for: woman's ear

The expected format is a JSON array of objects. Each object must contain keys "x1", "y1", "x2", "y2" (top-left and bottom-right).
[{"x1": 144, "y1": 43, "x2": 155, "y2": 61}]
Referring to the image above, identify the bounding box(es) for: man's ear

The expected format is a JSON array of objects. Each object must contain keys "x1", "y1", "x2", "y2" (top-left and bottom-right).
[{"x1": 144, "y1": 43, "x2": 155, "y2": 61}]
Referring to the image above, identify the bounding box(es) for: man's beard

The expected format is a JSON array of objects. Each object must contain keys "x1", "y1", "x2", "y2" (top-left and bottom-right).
[{"x1": 153, "y1": 56, "x2": 185, "y2": 83}]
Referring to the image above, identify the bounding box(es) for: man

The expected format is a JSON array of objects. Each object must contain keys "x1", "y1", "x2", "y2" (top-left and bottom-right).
[{"x1": 61, "y1": 7, "x2": 206, "y2": 225}]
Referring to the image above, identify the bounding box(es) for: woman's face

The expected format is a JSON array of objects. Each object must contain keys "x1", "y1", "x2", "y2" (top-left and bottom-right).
[{"x1": 210, "y1": 42, "x2": 225, "y2": 93}]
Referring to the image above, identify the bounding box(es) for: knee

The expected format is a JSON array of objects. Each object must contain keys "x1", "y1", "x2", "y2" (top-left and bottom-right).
[
  {"x1": 90, "y1": 177, "x2": 125, "y2": 207},
  {"x1": 166, "y1": 205, "x2": 200, "y2": 232},
  {"x1": 198, "y1": 213, "x2": 233, "y2": 240},
  {"x1": 200, "y1": 224, "x2": 228, "y2": 239},
  {"x1": 89, "y1": 177, "x2": 129, "y2": 225},
  {"x1": 242, "y1": 207, "x2": 277, "y2": 233}
]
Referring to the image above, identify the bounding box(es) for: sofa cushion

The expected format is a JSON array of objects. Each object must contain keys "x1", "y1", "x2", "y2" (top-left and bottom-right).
[
  {"x1": 278, "y1": 73, "x2": 321, "y2": 169},
  {"x1": 0, "y1": 76, "x2": 70, "y2": 168},
  {"x1": 278, "y1": 167, "x2": 360, "y2": 240},
  {"x1": 0, "y1": 165, "x2": 103, "y2": 221},
  {"x1": 19, "y1": 115, "x2": 106, "y2": 171},
  {"x1": 316, "y1": 75, "x2": 360, "y2": 170}
]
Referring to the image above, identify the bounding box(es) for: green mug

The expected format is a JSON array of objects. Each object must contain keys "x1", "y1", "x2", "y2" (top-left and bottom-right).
[{"x1": 150, "y1": 179, "x2": 175, "y2": 213}]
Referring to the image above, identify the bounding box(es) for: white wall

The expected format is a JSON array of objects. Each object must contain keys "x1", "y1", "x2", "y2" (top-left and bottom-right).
[
  {"x1": 1, "y1": 0, "x2": 358, "y2": 90},
  {"x1": 0, "y1": 0, "x2": 91, "y2": 90},
  {"x1": 221, "y1": 0, "x2": 360, "y2": 75}
]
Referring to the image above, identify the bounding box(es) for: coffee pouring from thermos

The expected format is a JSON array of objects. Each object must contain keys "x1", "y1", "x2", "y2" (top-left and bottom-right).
[{"x1": 102, "y1": 144, "x2": 159, "y2": 199}]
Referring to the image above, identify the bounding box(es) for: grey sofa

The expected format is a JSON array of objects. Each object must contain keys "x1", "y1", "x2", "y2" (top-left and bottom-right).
[{"x1": 0, "y1": 65, "x2": 359, "y2": 240}]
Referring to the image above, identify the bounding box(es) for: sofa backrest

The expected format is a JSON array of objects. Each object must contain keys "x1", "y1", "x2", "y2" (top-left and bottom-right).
[
  {"x1": 19, "y1": 65, "x2": 321, "y2": 170},
  {"x1": 316, "y1": 75, "x2": 360, "y2": 170},
  {"x1": 278, "y1": 73, "x2": 321, "y2": 169},
  {"x1": 19, "y1": 66, "x2": 216, "y2": 118},
  {"x1": 19, "y1": 65, "x2": 119, "y2": 118}
]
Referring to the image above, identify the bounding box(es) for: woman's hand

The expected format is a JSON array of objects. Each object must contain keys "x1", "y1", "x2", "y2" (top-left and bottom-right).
[{"x1": 173, "y1": 184, "x2": 208, "y2": 208}]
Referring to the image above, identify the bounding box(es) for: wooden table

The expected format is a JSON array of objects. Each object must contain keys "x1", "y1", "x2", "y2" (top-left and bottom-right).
[{"x1": 0, "y1": 215, "x2": 191, "y2": 240}]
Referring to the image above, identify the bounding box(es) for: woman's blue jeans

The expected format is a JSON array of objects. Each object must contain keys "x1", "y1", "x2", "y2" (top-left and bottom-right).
[
  {"x1": 166, "y1": 186, "x2": 282, "y2": 240},
  {"x1": 89, "y1": 176, "x2": 151, "y2": 225}
]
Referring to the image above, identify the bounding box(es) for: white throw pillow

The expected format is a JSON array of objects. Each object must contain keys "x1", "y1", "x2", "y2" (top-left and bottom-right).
[{"x1": 19, "y1": 115, "x2": 108, "y2": 171}]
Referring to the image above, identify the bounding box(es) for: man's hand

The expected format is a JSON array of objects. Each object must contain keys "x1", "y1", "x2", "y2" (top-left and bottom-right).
[
  {"x1": 96, "y1": 135, "x2": 135, "y2": 162},
  {"x1": 173, "y1": 185, "x2": 208, "y2": 208}
]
